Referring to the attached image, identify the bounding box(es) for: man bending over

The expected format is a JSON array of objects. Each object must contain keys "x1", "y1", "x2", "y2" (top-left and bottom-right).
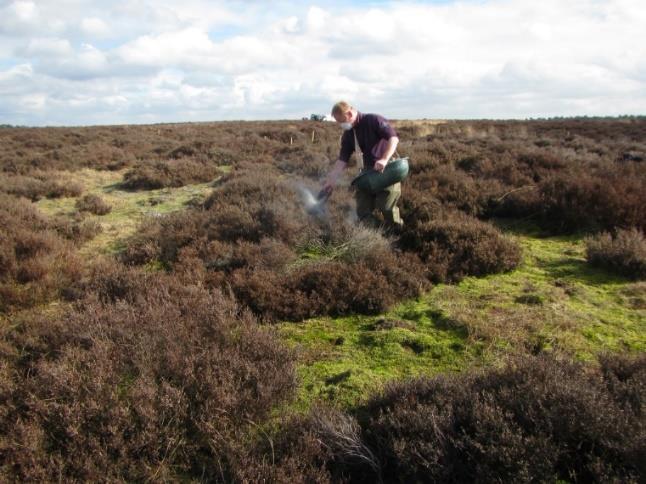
[{"x1": 322, "y1": 101, "x2": 403, "y2": 233}]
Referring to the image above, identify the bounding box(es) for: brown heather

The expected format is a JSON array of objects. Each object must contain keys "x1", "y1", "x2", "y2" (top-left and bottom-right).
[
  {"x1": 399, "y1": 209, "x2": 522, "y2": 283},
  {"x1": 75, "y1": 193, "x2": 112, "y2": 215},
  {"x1": 586, "y1": 228, "x2": 646, "y2": 279},
  {"x1": 236, "y1": 353, "x2": 646, "y2": 483},
  {"x1": 121, "y1": 157, "x2": 222, "y2": 190},
  {"x1": 0, "y1": 263, "x2": 296, "y2": 481},
  {"x1": 0, "y1": 118, "x2": 645, "y2": 480},
  {"x1": 0, "y1": 171, "x2": 83, "y2": 201},
  {"x1": 0, "y1": 194, "x2": 83, "y2": 312},
  {"x1": 121, "y1": 166, "x2": 430, "y2": 321}
]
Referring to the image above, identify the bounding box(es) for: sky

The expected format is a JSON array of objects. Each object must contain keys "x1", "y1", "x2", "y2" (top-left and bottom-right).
[{"x1": 0, "y1": 0, "x2": 645, "y2": 126}]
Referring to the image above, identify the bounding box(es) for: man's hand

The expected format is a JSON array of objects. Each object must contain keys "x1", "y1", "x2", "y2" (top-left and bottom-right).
[
  {"x1": 320, "y1": 181, "x2": 334, "y2": 198},
  {"x1": 373, "y1": 136, "x2": 398, "y2": 173},
  {"x1": 374, "y1": 158, "x2": 387, "y2": 173}
]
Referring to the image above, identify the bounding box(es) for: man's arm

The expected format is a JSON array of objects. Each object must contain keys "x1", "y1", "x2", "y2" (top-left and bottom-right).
[
  {"x1": 374, "y1": 136, "x2": 399, "y2": 173},
  {"x1": 322, "y1": 130, "x2": 353, "y2": 194}
]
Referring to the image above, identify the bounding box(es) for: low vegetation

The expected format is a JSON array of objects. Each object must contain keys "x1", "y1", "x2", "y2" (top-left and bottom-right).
[
  {"x1": 0, "y1": 171, "x2": 83, "y2": 201},
  {"x1": 121, "y1": 158, "x2": 222, "y2": 190},
  {"x1": 586, "y1": 228, "x2": 646, "y2": 279},
  {"x1": 75, "y1": 193, "x2": 112, "y2": 215},
  {"x1": 0, "y1": 118, "x2": 644, "y2": 480},
  {"x1": 399, "y1": 209, "x2": 522, "y2": 283},
  {"x1": 0, "y1": 194, "x2": 83, "y2": 312},
  {"x1": 244, "y1": 353, "x2": 644, "y2": 483},
  {"x1": 1, "y1": 263, "x2": 295, "y2": 481}
]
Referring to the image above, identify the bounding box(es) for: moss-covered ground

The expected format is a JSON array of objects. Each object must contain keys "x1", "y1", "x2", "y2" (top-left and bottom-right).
[
  {"x1": 278, "y1": 219, "x2": 645, "y2": 410},
  {"x1": 35, "y1": 168, "x2": 218, "y2": 257}
]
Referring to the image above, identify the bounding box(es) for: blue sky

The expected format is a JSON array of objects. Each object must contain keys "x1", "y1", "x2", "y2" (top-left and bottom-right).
[{"x1": 0, "y1": 0, "x2": 645, "y2": 126}]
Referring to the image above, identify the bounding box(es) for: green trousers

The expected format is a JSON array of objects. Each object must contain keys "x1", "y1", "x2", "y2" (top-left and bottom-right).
[{"x1": 355, "y1": 182, "x2": 403, "y2": 231}]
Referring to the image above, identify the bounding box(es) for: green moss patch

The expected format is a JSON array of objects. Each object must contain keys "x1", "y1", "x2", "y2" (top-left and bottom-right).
[
  {"x1": 35, "y1": 168, "x2": 218, "y2": 257},
  {"x1": 278, "y1": 308, "x2": 482, "y2": 410},
  {"x1": 280, "y1": 221, "x2": 645, "y2": 411}
]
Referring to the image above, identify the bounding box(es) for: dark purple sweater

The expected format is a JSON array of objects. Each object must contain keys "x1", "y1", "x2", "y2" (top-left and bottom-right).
[{"x1": 338, "y1": 112, "x2": 397, "y2": 170}]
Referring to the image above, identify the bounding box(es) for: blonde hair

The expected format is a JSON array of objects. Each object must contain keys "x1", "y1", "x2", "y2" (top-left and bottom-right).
[{"x1": 331, "y1": 101, "x2": 352, "y2": 117}]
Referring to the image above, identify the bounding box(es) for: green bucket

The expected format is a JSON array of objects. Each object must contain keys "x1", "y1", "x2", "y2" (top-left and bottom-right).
[{"x1": 351, "y1": 157, "x2": 410, "y2": 193}]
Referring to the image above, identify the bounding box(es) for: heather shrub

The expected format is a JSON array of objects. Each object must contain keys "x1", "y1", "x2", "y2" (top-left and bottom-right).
[
  {"x1": 75, "y1": 193, "x2": 111, "y2": 215},
  {"x1": 236, "y1": 354, "x2": 645, "y2": 483},
  {"x1": 275, "y1": 146, "x2": 331, "y2": 178},
  {"x1": 209, "y1": 203, "x2": 266, "y2": 242},
  {"x1": 120, "y1": 235, "x2": 162, "y2": 266},
  {"x1": 516, "y1": 150, "x2": 567, "y2": 180},
  {"x1": 122, "y1": 205, "x2": 296, "y2": 269},
  {"x1": 76, "y1": 259, "x2": 152, "y2": 303},
  {"x1": 167, "y1": 238, "x2": 297, "y2": 284},
  {"x1": 406, "y1": 165, "x2": 501, "y2": 217},
  {"x1": 230, "y1": 250, "x2": 427, "y2": 322},
  {"x1": 203, "y1": 169, "x2": 311, "y2": 246},
  {"x1": 285, "y1": 258, "x2": 409, "y2": 318},
  {"x1": 157, "y1": 211, "x2": 210, "y2": 264},
  {"x1": 201, "y1": 176, "x2": 428, "y2": 321},
  {"x1": 0, "y1": 173, "x2": 50, "y2": 201},
  {"x1": 400, "y1": 188, "x2": 444, "y2": 228},
  {"x1": 121, "y1": 158, "x2": 221, "y2": 190},
  {"x1": 537, "y1": 172, "x2": 600, "y2": 232},
  {"x1": 399, "y1": 210, "x2": 522, "y2": 282},
  {"x1": 0, "y1": 194, "x2": 83, "y2": 312},
  {"x1": 490, "y1": 183, "x2": 542, "y2": 218},
  {"x1": 586, "y1": 228, "x2": 646, "y2": 279},
  {"x1": 119, "y1": 165, "x2": 465, "y2": 321},
  {"x1": 43, "y1": 179, "x2": 84, "y2": 199},
  {"x1": 51, "y1": 215, "x2": 103, "y2": 244},
  {"x1": 166, "y1": 141, "x2": 220, "y2": 160},
  {"x1": 214, "y1": 238, "x2": 297, "y2": 272},
  {"x1": 0, "y1": 172, "x2": 83, "y2": 201},
  {"x1": 358, "y1": 353, "x2": 646, "y2": 483},
  {"x1": 598, "y1": 352, "x2": 646, "y2": 411},
  {"x1": 0, "y1": 266, "x2": 296, "y2": 481},
  {"x1": 233, "y1": 408, "x2": 373, "y2": 483},
  {"x1": 539, "y1": 164, "x2": 646, "y2": 233}
]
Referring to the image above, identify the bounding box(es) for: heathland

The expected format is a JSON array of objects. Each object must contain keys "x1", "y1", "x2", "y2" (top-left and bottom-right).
[{"x1": 1, "y1": 118, "x2": 644, "y2": 481}]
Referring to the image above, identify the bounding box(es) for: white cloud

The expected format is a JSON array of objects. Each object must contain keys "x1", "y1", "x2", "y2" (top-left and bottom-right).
[
  {"x1": 305, "y1": 6, "x2": 330, "y2": 32},
  {"x1": 21, "y1": 92, "x2": 47, "y2": 110},
  {"x1": 17, "y1": 37, "x2": 73, "y2": 57},
  {"x1": 273, "y1": 16, "x2": 300, "y2": 35},
  {"x1": 81, "y1": 17, "x2": 110, "y2": 37},
  {"x1": 0, "y1": 1, "x2": 38, "y2": 34},
  {"x1": 13, "y1": 1, "x2": 37, "y2": 21},
  {"x1": 116, "y1": 27, "x2": 216, "y2": 66},
  {"x1": 0, "y1": 1, "x2": 67, "y2": 36},
  {"x1": 0, "y1": 63, "x2": 33, "y2": 90},
  {"x1": 0, "y1": 0, "x2": 645, "y2": 125}
]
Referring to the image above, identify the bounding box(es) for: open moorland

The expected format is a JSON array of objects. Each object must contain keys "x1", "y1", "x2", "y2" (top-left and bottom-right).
[{"x1": 1, "y1": 118, "x2": 645, "y2": 482}]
